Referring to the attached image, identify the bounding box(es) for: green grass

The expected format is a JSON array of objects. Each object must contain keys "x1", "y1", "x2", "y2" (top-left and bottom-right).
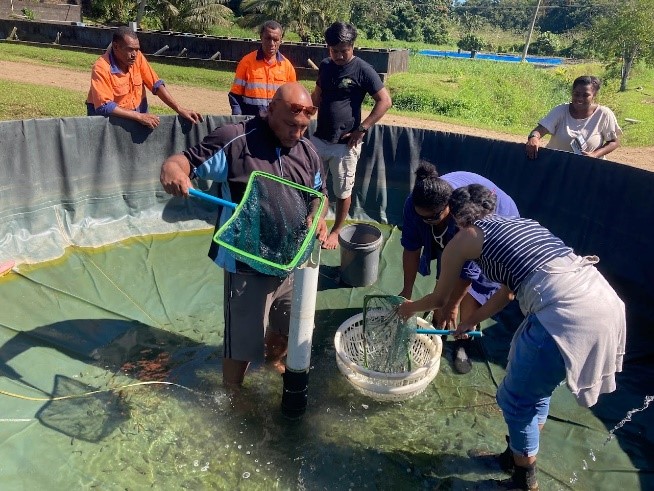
[
  {"x1": 0, "y1": 80, "x2": 86, "y2": 120},
  {"x1": 1, "y1": 41, "x2": 652, "y2": 146}
]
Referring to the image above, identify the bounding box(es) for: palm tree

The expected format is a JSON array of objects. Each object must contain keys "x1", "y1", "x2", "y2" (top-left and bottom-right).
[
  {"x1": 238, "y1": 0, "x2": 343, "y2": 42},
  {"x1": 152, "y1": 0, "x2": 233, "y2": 33}
]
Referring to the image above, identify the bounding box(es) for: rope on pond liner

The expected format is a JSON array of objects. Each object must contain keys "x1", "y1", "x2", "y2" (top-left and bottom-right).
[{"x1": 0, "y1": 380, "x2": 197, "y2": 402}]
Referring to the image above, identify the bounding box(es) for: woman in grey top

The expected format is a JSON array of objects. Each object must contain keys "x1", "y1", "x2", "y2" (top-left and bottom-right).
[
  {"x1": 526, "y1": 75, "x2": 621, "y2": 160},
  {"x1": 399, "y1": 184, "x2": 626, "y2": 490}
]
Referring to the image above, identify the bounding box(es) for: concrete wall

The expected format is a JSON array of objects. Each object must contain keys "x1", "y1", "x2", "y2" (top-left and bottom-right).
[
  {"x1": 0, "y1": 19, "x2": 408, "y2": 77},
  {"x1": 0, "y1": 0, "x2": 80, "y2": 23}
]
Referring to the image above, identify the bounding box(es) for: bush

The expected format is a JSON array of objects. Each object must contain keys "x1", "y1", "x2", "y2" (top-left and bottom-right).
[
  {"x1": 422, "y1": 21, "x2": 449, "y2": 45},
  {"x1": 457, "y1": 34, "x2": 485, "y2": 52},
  {"x1": 528, "y1": 31, "x2": 560, "y2": 56},
  {"x1": 21, "y1": 8, "x2": 35, "y2": 20},
  {"x1": 390, "y1": 91, "x2": 469, "y2": 116},
  {"x1": 559, "y1": 38, "x2": 596, "y2": 60}
]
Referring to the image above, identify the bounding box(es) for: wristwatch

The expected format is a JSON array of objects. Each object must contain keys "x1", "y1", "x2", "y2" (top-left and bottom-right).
[{"x1": 357, "y1": 123, "x2": 368, "y2": 134}]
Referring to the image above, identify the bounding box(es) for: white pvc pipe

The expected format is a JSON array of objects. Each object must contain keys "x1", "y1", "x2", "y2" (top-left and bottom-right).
[{"x1": 286, "y1": 246, "x2": 320, "y2": 371}]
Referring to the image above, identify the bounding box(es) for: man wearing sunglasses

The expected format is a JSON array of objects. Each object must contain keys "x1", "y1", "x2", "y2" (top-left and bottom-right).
[
  {"x1": 228, "y1": 20, "x2": 297, "y2": 116},
  {"x1": 311, "y1": 22, "x2": 392, "y2": 250},
  {"x1": 160, "y1": 82, "x2": 328, "y2": 387},
  {"x1": 400, "y1": 163, "x2": 519, "y2": 374}
]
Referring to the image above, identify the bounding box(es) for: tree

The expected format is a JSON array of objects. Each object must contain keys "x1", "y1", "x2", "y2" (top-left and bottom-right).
[
  {"x1": 590, "y1": 0, "x2": 654, "y2": 91},
  {"x1": 152, "y1": 0, "x2": 233, "y2": 32},
  {"x1": 453, "y1": 0, "x2": 533, "y2": 32},
  {"x1": 353, "y1": 0, "x2": 450, "y2": 44},
  {"x1": 238, "y1": 0, "x2": 350, "y2": 42}
]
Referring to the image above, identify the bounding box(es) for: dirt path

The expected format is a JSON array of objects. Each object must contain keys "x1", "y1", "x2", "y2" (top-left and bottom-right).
[{"x1": 2, "y1": 59, "x2": 652, "y2": 171}]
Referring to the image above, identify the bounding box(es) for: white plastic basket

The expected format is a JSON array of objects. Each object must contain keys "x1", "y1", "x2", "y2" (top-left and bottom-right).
[{"x1": 334, "y1": 313, "x2": 442, "y2": 401}]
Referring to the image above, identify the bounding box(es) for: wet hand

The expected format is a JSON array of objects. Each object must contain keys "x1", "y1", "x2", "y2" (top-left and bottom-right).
[
  {"x1": 397, "y1": 300, "x2": 415, "y2": 321},
  {"x1": 436, "y1": 305, "x2": 458, "y2": 329},
  {"x1": 316, "y1": 218, "x2": 328, "y2": 242},
  {"x1": 454, "y1": 321, "x2": 475, "y2": 340},
  {"x1": 160, "y1": 163, "x2": 191, "y2": 197},
  {"x1": 398, "y1": 289, "x2": 411, "y2": 300}
]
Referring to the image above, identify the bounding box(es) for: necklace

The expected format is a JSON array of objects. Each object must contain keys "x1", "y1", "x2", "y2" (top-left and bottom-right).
[{"x1": 431, "y1": 224, "x2": 447, "y2": 249}]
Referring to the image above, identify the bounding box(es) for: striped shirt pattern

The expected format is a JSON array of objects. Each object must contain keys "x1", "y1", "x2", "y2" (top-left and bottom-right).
[{"x1": 474, "y1": 216, "x2": 572, "y2": 292}]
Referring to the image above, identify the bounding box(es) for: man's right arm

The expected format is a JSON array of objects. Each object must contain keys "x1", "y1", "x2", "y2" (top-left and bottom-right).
[
  {"x1": 160, "y1": 153, "x2": 193, "y2": 196},
  {"x1": 229, "y1": 59, "x2": 249, "y2": 115}
]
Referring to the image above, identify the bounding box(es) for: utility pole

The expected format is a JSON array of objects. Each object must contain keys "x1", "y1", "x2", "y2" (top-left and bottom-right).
[{"x1": 521, "y1": 0, "x2": 542, "y2": 62}]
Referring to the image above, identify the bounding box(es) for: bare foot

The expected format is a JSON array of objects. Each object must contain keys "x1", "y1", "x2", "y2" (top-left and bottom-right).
[
  {"x1": 321, "y1": 231, "x2": 339, "y2": 250},
  {"x1": 267, "y1": 358, "x2": 286, "y2": 375},
  {"x1": 264, "y1": 331, "x2": 287, "y2": 375}
]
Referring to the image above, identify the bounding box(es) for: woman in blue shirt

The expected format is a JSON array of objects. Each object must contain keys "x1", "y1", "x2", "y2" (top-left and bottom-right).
[{"x1": 400, "y1": 163, "x2": 519, "y2": 373}]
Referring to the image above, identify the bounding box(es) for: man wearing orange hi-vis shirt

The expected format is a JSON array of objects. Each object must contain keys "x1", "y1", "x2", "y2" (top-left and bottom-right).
[
  {"x1": 228, "y1": 20, "x2": 297, "y2": 116},
  {"x1": 86, "y1": 26, "x2": 202, "y2": 129}
]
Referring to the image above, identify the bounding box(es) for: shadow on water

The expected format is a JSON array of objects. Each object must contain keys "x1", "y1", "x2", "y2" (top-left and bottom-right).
[{"x1": 0, "y1": 319, "x2": 220, "y2": 442}]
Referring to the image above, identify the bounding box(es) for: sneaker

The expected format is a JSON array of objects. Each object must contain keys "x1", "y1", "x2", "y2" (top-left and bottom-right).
[{"x1": 453, "y1": 339, "x2": 472, "y2": 374}]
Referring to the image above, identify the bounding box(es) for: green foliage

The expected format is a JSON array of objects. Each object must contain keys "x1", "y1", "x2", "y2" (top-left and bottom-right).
[
  {"x1": 89, "y1": 0, "x2": 137, "y2": 24},
  {"x1": 388, "y1": 55, "x2": 571, "y2": 131},
  {"x1": 590, "y1": 0, "x2": 654, "y2": 91},
  {"x1": 208, "y1": 23, "x2": 258, "y2": 39},
  {"x1": 353, "y1": 0, "x2": 450, "y2": 45},
  {"x1": 453, "y1": 0, "x2": 608, "y2": 35},
  {"x1": 150, "y1": 0, "x2": 233, "y2": 33},
  {"x1": 559, "y1": 36, "x2": 596, "y2": 60},
  {"x1": 453, "y1": 0, "x2": 532, "y2": 32},
  {"x1": 238, "y1": 0, "x2": 349, "y2": 42},
  {"x1": 21, "y1": 8, "x2": 36, "y2": 20},
  {"x1": 457, "y1": 33, "x2": 484, "y2": 52},
  {"x1": 538, "y1": 0, "x2": 609, "y2": 33},
  {"x1": 390, "y1": 90, "x2": 469, "y2": 116},
  {"x1": 527, "y1": 31, "x2": 560, "y2": 56}
]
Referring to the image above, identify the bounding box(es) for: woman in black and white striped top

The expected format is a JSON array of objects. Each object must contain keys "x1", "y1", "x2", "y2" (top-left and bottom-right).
[{"x1": 399, "y1": 184, "x2": 625, "y2": 491}]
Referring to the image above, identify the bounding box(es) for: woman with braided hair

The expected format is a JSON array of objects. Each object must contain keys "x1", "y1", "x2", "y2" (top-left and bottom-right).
[{"x1": 399, "y1": 184, "x2": 626, "y2": 490}]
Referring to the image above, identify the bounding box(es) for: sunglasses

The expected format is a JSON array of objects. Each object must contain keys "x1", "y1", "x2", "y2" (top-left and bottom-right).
[
  {"x1": 418, "y1": 207, "x2": 447, "y2": 223},
  {"x1": 286, "y1": 102, "x2": 318, "y2": 117}
]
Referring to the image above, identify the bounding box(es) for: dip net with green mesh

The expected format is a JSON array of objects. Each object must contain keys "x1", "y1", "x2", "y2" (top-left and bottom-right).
[
  {"x1": 362, "y1": 295, "x2": 419, "y2": 373},
  {"x1": 213, "y1": 171, "x2": 326, "y2": 276}
]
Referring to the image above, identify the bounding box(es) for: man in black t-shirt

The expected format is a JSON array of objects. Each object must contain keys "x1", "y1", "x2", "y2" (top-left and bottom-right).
[{"x1": 311, "y1": 22, "x2": 392, "y2": 249}]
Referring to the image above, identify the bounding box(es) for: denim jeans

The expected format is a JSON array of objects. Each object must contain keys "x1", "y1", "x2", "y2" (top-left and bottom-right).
[{"x1": 496, "y1": 313, "x2": 566, "y2": 457}]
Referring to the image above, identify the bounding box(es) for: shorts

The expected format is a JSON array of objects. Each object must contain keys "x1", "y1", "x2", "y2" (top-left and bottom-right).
[
  {"x1": 311, "y1": 136, "x2": 362, "y2": 199},
  {"x1": 223, "y1": 270, "x2": 293, "y2": 362}
]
